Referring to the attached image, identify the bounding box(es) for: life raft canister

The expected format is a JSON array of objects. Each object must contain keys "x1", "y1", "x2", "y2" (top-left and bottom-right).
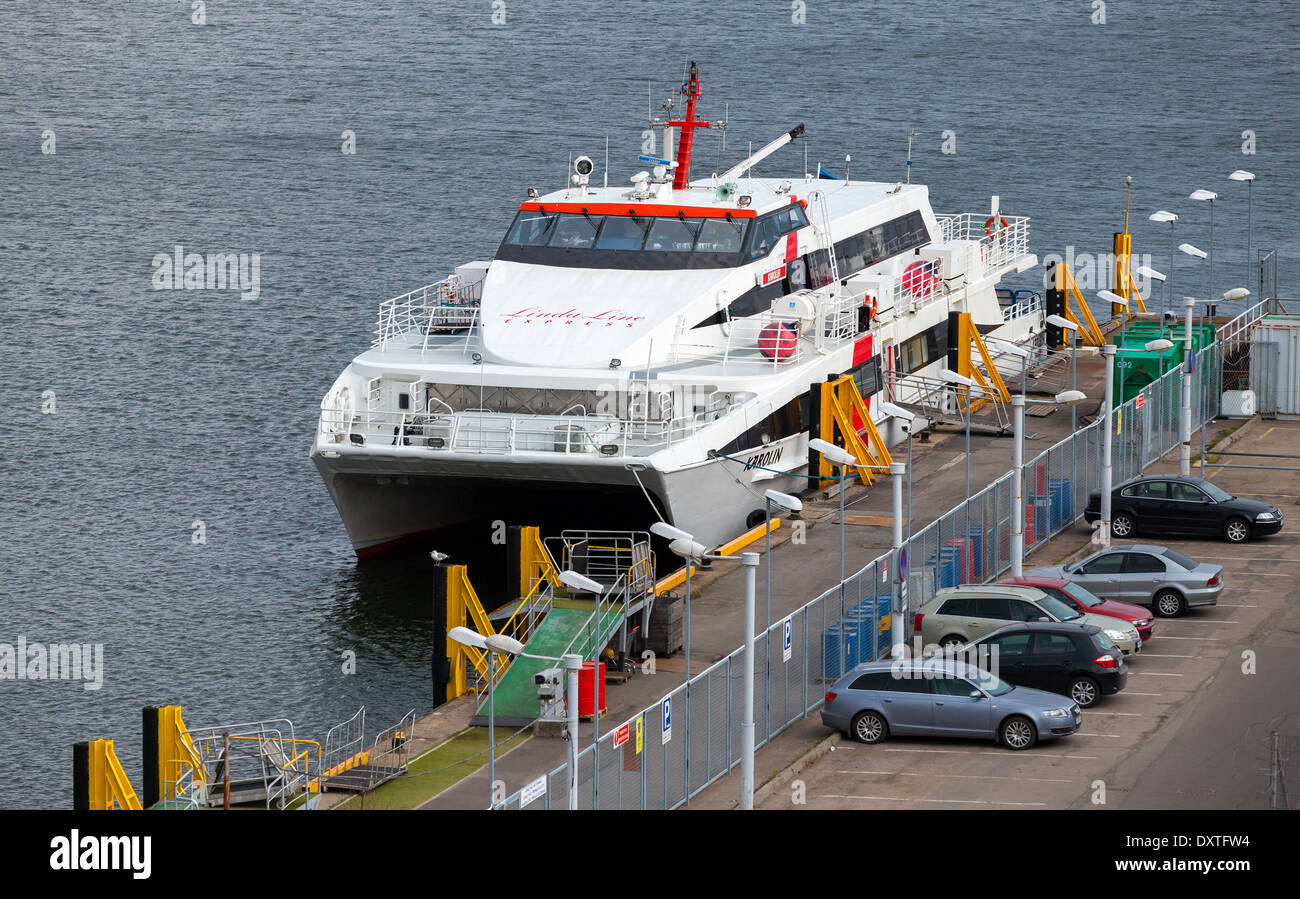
[
  {"x1": 902, "y1": 259, "x2": 936, "y2": 298},
  {"x1": 758, "y1": 321, "x2": 799, "y2": 360}
]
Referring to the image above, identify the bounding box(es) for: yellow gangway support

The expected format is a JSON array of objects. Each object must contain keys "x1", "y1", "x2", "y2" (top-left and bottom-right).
[
  {"x1": 1113, "y1": 232, "x2": 1147, "y2": 316},
  {"x1": 445, "y1": 564, "x2": 500, "y2": 697},
  {"x1": 1058, "y1": 261, "x2": 1106, "y2": 346},
  {"x1": 517, "y1": 525, "x2": 561, "y2": 599},
  {"x1": 954, "y1": 312, "x2": 1011, "y2": 410},
  {"x1": 818, "y1": 375, "x2": 893, "y2": 487},
  {"x1": 88, "y1": 739, "x2": 143, "y2": 810},
  {"x1": 157, "y1": 705, "x2": 205, "y2": 804}
]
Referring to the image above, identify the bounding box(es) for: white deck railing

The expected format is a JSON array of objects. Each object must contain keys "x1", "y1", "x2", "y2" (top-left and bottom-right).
[
  {"x1": 936, "y1": 212, "x2": 1031, "y2": 271},
  {"x1": 372, "y1": 275, "x2": 483, "y2": 352}
]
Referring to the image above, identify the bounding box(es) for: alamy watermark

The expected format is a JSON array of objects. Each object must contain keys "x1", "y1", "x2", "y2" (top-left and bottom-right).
[
  {"x1": 1042, "y1": 245, "x2": 1155, "y2": 294},
  {"x1": 1, "y1": 637, "x2": 104, "y2": 690},
  {"x1": 152, "y1": 245, "x2": 261, "y2": 300}
]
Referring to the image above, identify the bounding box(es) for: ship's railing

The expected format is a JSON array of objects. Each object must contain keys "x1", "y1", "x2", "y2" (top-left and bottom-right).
[
  {"x1": 321, "y1": 403, "x2": 740, "y2": 458},
  {"x1": 936, "y1": 212, "x2": 1031, "y2": 271},
  {"x1": 670, "y1": 308, "x2": 807, "y2": 369},
  {"x1": 372, "y1": 275, "x2": 483, "y2": 352},
  {"x1": 891, "y1": 256, "x2": 948, "y2": 316}
]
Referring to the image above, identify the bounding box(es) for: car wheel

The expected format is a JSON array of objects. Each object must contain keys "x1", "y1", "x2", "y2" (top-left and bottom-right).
[
  {"x1": 999, "y1": 715, "x2": 1038, "y2": 750},
  {"x1": 1224, "y1": 517, "x2": 1251, "y2": 544},
  {"x1": 850, "y1": 711, "x2": 888, "y2": 745},
  {"x1": 1154, "y1": 589, "x2": 1186, "y2": 618},
  {"x1": 1111, "y1": 512, "x2": 1136, "y2": 538},
  {"x1": 1069, "y1": 675, "x2": 1100, "y2": 708},
  {"x1": 938, "y1": 634, "x2": 965, "y2": 649}
]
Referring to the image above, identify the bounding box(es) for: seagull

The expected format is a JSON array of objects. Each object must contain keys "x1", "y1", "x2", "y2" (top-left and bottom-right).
[{"x1": 430, "y1": 550, "x2": 449, "y2": 563}]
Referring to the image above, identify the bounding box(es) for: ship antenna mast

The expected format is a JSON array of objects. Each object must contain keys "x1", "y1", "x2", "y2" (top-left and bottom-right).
[
  {"x1": 906, "y1": 129, "x2": 916, "y2": 183},
  {"x1": 668, "y1": 60, "x2": 710, "y2": 190}
]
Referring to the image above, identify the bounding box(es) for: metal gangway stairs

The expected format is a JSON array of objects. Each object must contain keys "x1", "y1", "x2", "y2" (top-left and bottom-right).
[
  {"x1": 469, "y1": 530, "x2": 656, "y2": 727},
  {"x1": 315, "y1": 707, "x2": 417, "y2": 795}
]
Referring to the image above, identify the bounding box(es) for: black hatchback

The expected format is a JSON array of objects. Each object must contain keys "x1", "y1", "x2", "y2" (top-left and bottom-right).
[
  {"x1": 1084, "y1": 474, "x2": 1283, "y2": 544},
  {"x1": 961, "y1": 622, "x2": 1128, "y2": 708}
]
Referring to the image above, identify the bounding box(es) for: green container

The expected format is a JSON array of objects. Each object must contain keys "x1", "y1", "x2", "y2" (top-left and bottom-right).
[{"x1": 1111, "y1": 322, "x2": 1215, "y2": 403}]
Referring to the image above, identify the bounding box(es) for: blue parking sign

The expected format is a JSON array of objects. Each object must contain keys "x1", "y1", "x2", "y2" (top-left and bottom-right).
[
  {"x1": 661, "y1": 696, "x2": 672, "y2": 744},
  {"x1": 782, "y1": 617, "x2": 793, "y2": 662}
]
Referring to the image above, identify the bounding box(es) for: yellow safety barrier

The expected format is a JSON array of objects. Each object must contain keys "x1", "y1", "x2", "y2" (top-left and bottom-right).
[
  {"x1": 954, "y1": 312, "x2": 1011, "y2": 409},
  {"x1": 818, "y1": 375, "x2": 892, "y2": 486},
  {"x1": 157, "y1": 705, "x2": 205, "y2": 804},
  {"x1": 87, "y1": 739, "x2": 143, "y2": 810},
  {"x1": 517, "y1": 525, "x2": 561, "y2": 598},
  {"x1": 445, "y1": 564, "x2": 505, "y2": 698},
  {"x1": 1057, "y1": 261, "x2": 1106, "y2": 346},
  {"x1": 1113, "y1": 232, "x2": 1147, "y2": 316}
]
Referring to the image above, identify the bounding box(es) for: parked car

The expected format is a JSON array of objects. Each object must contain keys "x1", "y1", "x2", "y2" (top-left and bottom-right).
[
  {"x1": 1084, "y1": 473, "x2": 1283, "y2": 544},
  {"x1": 1028, "y1": 544, "x2": 1222, "y2": 618},
  {"x1": 914, "y1": 584, "x2": 1142, "y2": 656},
  {"x1": 961, "y1": 621, "x2": 1128, "y2": 708},
  {"x1": 999, "y1": 575, "x2": 1154, "y2": 642},
  {"x1": 821, "y1": 657, "x2": 1082, "y2": 750}
]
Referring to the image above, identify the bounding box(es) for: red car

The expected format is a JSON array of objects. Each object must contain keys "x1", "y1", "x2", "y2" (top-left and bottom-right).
[{"x1": 999, "y1": 576, "x2": 1155, "y2": 642}]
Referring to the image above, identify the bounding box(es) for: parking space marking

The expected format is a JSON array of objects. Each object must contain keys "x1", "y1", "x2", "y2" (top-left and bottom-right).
[
  {"x1": 1082, "y1": 710, "x2": 1143, "y2": 716},
  {"x1": 881, "y1": 748, "x2": 1100, "y2": 760},
  {"x1": 821, "y1": 794, "x2": 1047, "y2": 806},
  {"x1": 1136, "y1": 653, "x2": 1197, "y2": 659},
  {"x1": 1157, "y1": 620, "x2": 1237, "y2": 625},
  {"x1": 1075, "y1": 732, "x2": 1125, "y2": 738},
  {"x1": 834, "y1": 770, "x2": 1074, "y2": 784},
  {"x1": 1122, "y1": 692, "x2": 1163, "y2": 697},
  {"x1": 1152, "y1": 635, "x2": 1221, "y2": 641}
]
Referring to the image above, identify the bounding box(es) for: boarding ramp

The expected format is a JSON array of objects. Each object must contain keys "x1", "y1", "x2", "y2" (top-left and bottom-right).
[
  {"x1": 316, "y1": 707, "x2": 416, "y2": 794},
  {"x1": 184, "y1": 716, "x2": 321, "y2": 809},
  {"x1": 470, "y1": 531, "x2": 655, "y2": 726}
]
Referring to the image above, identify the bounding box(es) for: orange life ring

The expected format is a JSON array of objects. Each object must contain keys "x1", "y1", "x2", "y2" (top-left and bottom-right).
[{"x1": 984, "y1": 215, "x2": 1009, "y2": 238}]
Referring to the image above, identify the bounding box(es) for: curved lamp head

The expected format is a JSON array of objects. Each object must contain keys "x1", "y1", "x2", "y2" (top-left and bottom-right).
[
  {"x1": 1149, "y1": 210, "x2": 1178, "y2": 223},
  {"x1": 1178, "y1": 243, "x2": 1208, "y2": 260},
  {"x1": 668, "y1": 537, "x2": 709, "y2": 560},
  {"x1": 650, "y1": 521, "x2": 694, "y2": 543},
  {"x1": 1189, "y1": 189, "x2": 1218, "y2": 202},
  {"x1": 1145, "y1": 338, "x2": 1175, "y2": 352},
  {"x1": 484, "y1": 634, "x2": 525, "y2": 656},
  {"x1": 558, "y1": 569, "x2": 604, "y2": 594},
  {"x1": 1136, "y1": 265, "x2": 1166, "y2": 282},
  {"x1": 448, "y1": 626, "x2": 487, "y2": 650},
  {"x1": 1097, "y1": 290, "x2": 1128, "y2": 307},
  {"x1": 764, "y1": 489, "x2": 802, "y2": 513},
  {"x1": 1045, "y1": 314, "x2": 1078, "y2": 331},
  {"x1": 1228, "y1": 170, "x2": 1255, "y2": 183},
  {"x1": 986, "y1": 337, "x2": 1030, "y2": 359},
  {"x1": 808, "y1": 437, "x2": 856, "y2": 467},
  {"x1": 1223, "y1": 287, "x2": 1251, "y2": 302},
  {"x1": 879, "y1": 401, "x2": 915, "y2": 422},
  {"x1": 1054, "y1": 389, "x2": 1088, "y2": 406}
]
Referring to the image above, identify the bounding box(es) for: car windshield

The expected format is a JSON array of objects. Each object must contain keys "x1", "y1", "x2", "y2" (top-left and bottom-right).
[
  {"x1": 1160, "y1": 548, "x2": 1199, "y2": 571},
  {"x1": 1061, "y1": 582, "x2": 1104, "y2": 608},
  {"x1": 1037, "y1": 594, "x2": 1081, "y2": 621},
  {"x1": 965, "y1": 665, "x2": 1014, "y2": 697},
  {"x1": 1200, "y1": 481, "x2": 1233, "y2": 502}
]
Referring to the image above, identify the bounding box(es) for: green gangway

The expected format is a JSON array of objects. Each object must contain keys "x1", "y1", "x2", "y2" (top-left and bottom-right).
[{"x1": 473, "y1": 602, "x2": 625, "y2": 726}]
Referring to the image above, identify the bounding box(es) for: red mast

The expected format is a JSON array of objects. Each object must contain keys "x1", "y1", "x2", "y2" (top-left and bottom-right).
[{"x1": 669, "y1": 61, "x2": 709, "y2": 190}]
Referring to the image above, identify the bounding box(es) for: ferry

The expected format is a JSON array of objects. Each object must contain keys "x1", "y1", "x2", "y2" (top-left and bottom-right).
[{"x1": 312, "y1": 63, "x2": 1042, "y2": 560}]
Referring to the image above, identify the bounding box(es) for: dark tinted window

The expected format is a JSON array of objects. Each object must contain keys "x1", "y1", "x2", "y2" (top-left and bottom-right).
[
  {"x1": 848, "y1": 671, "x2": 891, "y2": 691},
  {"x1": 746, "y1": 205, "x2": 808, "y2": 261},
  {"x1": 882, "y1": 672, "x2": 930, "y2": 694},
  {"x1": 832, "y1": 210, "x2": 930, "y2": 277},
  {"x1": 647, "y1": 217, "x2": 702, "y2": 252},
  {"x1": 548, "y1": 213, "x2": 602, "y2": 248},
  {"x1": 985, "y1": 631, "x2": 1030, "y2": 657},
  {"x1": 1124, "y1": 553, "x2": 1165, "y2": 574},
  {"x1": 1160, "y1": 548, "x2": 1198, "y2": 571},
  {"x1": 932, "y1": 676, "x2": 976, "y2": 696},
  {"x1": 938, "y1": 597, "x2": 972, "y2": 616},
  {"x1": 1171, "y1": 482, "x2": 1209, "y2": 503},
  {"x1": 505, "y1": 210, "x2": 560, "y2": 246},
  {"x1": 1032, "y1": 633, "x2": 1076, "y2": 655},
  {"x1": 1079, "y1": 553, "x2": 1125, "y2": 575},
  {"x1": 1043, "y1": 586, "x2": 1079, "y2": 608},
  {"x1": 1008, "y1": 600, "x2": 1042, "y2": 622},
  {"x1": 594, "y1": 215, "x2": 650, "y2": 250},
  {"x1": 973, "y1": 597, "x2": 1011, "y2": 619},
  {"x1": 696, "y1": 218, "x2": 746, "y2": 253},
  {"x1": 1144, "y1": 481, "x2": 1169, "y2": 499}
]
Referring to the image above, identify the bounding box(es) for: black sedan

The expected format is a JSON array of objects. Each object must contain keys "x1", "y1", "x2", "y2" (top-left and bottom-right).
[
  {"x1": 1084, "y1": 474, "x2": 1283, "y2": 544},
  {"x1": 962, "y1": 621, "x2": 1128, "y2": 708}
]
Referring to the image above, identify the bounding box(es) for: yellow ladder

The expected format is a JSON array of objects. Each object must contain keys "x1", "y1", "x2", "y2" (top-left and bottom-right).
[{"x1": 954, "y1": 312, "x2": 1011, "y2": 411}]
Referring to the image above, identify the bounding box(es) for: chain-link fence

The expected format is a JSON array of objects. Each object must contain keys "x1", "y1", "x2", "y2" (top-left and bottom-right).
[{"x1": 496, "y1": 305, "x2": 1267, "y2": 810}]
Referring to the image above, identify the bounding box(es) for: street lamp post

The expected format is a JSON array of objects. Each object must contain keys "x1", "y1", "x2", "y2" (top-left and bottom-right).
[
  {"x1": 739, "y1": 551, "x2": 759, "y2": 810},
  {"x1": 761, "y1": 489, "x2": 801, "y2": 742},
  {"x1": 446, "y1": 626, "x2": 526, "y2": 809},
  {"x1": 1229, "y1": 171, "x2": 1255, "y2": 290},
  {"x1": 1190, "y1": 190, "x2": 1218, "y2": 301},
  {"x1": 1100, "y1": 344, "x2": 1116, "y2": 547},
  {"x1": 1099, "y1": 290, "x2": 1131, "y2": 403},
  {"x1": 563, "y1": 653, "x2": 581, "y2": 809},
  {"x1": 1150, "y1": 211, "x2": 1178, "y2": 316},
  {"x1": 809, "y1": 437, "x2": 857, "y2": 633},
  {"x1": 1011, "y1": 394, "x2": 1026, "y2": 574},
  {"x1": 1046, "y1": 314, "x2": 1081, "y2": 506},
  {"x1": 889, "y1": 461, "x2": 906, "y2": 656},
  {"x1": 880, "y1": 402, "x2": 916, "y2": 548},
  {"x1": 650, "y1": 520, "x2": 702, "y2": 798}
]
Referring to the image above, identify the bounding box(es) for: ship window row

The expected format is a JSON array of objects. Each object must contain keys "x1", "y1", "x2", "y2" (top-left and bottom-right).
[
  {"x1": 802, "y1": 210, "x2": 930, "y2": 283},
  {"x1": 897, "y1": 321, "x2": 948, "y2": 375},
  {"x1": 505, "y1": 211, "x2": 749, "y2": 254}
]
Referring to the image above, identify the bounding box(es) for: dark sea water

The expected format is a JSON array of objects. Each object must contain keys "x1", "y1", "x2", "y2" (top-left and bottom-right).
[{"x1": 1, "y1": 1, "x2": 1296, "y2": 807}]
